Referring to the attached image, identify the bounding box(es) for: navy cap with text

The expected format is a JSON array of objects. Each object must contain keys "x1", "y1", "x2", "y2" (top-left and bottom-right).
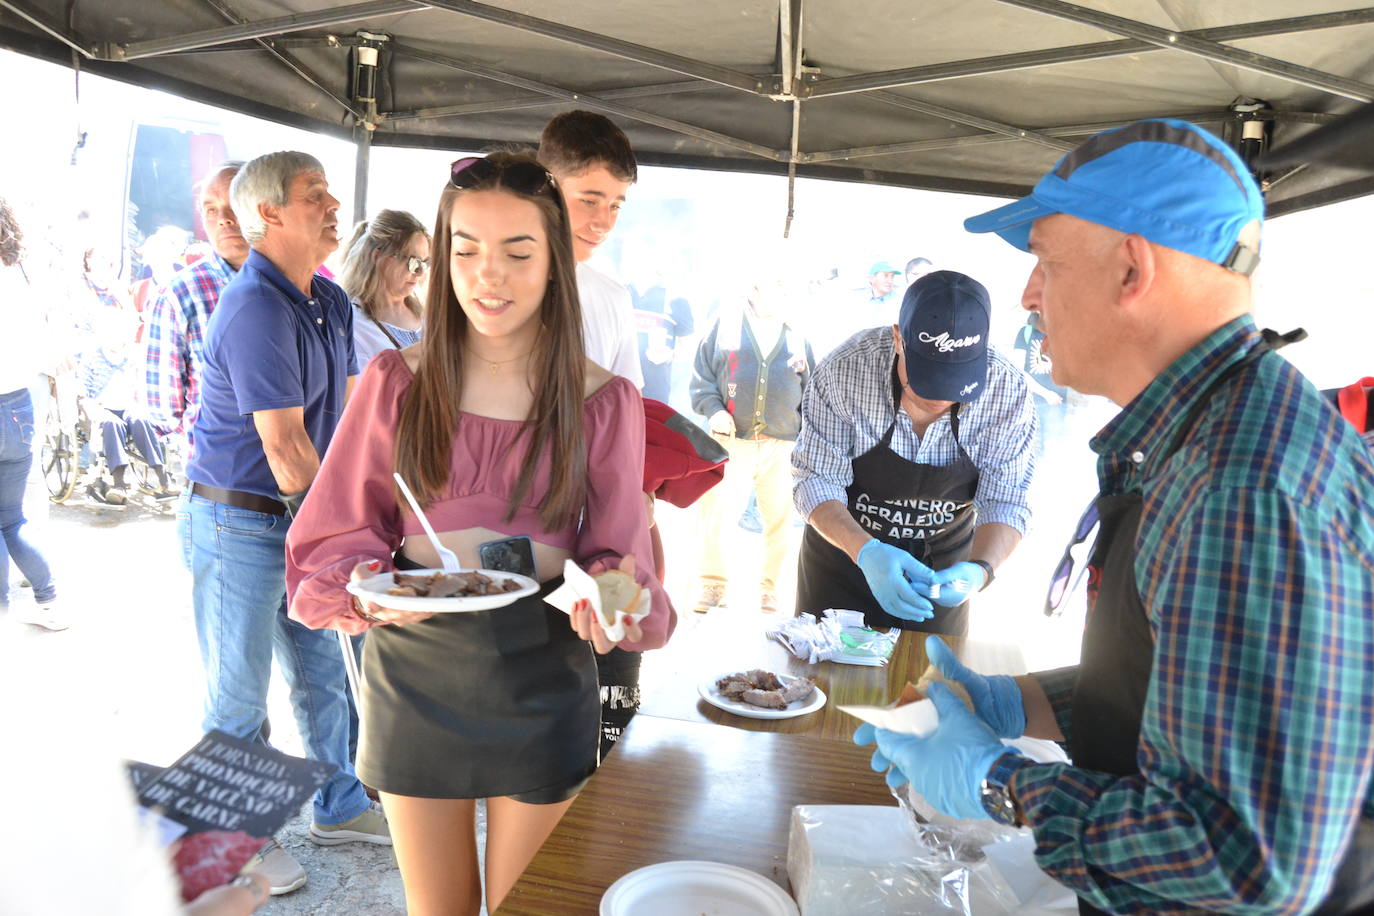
[{"x1": 899, "y1": 270, "x2": 991, "y2": 403}]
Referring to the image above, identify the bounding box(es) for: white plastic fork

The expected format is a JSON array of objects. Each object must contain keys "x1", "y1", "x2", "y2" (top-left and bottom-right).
[{"x1": 392, "y1": 472, "x2": 460, "y2": 572}]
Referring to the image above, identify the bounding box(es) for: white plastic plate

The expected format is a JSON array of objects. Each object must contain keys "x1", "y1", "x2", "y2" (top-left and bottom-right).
[
  {"x1": 346, "y1": 567, "x2": 538, "y2": 613},
  {"x1": 601, "y1": 860, "x2": 800, "y2": 916},
  {"x1": 697, "y1": 671, "x2": 826, "y2": 720}
]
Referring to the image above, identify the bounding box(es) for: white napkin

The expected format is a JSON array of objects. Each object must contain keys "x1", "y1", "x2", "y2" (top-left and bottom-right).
[
  {"x1": 838, "y1": 698, "x2": 940, "y2": 737},
  {"x1": 839, "y1": 703, "x2": 1073, "y2": 767},
  {"x1": 544, "y1": 559, "x2": 651, "y2": 642}
]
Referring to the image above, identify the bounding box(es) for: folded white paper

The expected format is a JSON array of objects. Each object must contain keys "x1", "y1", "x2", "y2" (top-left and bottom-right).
[
  {"x1": 544, "y1": 559, "x2": 651, "y2": 643},
  {"x1": 837, "y1": 698, "x2": 940, "y2": 737}
]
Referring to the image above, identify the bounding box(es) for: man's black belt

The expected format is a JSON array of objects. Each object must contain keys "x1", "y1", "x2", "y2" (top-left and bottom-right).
[{"x1": 190, "y1": 482, "x2": 287, "y2": 516}]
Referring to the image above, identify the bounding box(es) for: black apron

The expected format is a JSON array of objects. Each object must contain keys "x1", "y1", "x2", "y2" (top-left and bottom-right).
[
  {"x1": 1069, "y1": 335, "x2": 1374, "y2": 916},
  {"x1": 795, "y1": 360, "x2": 979, "y2": 635}
]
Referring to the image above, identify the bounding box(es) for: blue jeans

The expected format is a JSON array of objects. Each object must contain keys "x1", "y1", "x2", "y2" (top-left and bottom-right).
[
  {"x1": 187, "y1": 493, "x2": 368, "y2": 825},
  {"x1": 0, "y1": 388, "x2": 55, "y2": 608}
]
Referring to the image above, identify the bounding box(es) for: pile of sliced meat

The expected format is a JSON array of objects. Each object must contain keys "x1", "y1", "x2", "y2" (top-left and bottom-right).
[
  {"x1": 387, "y1": 570, "x2": 522, "y2": 598},
  {"x1": 715, "y1": 668, "x2": 816, "y2": 709}
]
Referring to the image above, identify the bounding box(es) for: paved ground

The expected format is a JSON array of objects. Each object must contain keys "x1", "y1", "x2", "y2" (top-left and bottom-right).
[{"x1": 6, "y1": 403, "x2": 1104, "y2": 913}]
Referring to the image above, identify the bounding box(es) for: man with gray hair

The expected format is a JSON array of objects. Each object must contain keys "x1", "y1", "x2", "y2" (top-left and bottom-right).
[
  {"x1": 142, "y1": 160, "x2": 247, "y2": 441},
  {"x1": 183, "y1": 151, "x2": 387, "y2": 895}
]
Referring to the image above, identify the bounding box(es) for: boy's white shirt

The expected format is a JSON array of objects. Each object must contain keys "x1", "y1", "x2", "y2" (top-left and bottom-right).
[{"x1": 575, "y1": 261, "x2": 644, "y2": 390}]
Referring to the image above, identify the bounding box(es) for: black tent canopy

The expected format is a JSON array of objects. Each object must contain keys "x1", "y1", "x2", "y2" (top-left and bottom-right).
[{"x1": 2, "y1": 0, "x2": 1372, "y2": 219}]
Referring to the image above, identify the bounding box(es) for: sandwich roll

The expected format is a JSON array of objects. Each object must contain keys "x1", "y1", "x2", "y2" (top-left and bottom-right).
[
  {"x1": 545, "y1": 557, "x2": 653, "y2": 643},
  {"x1": 593, "y1": 569, "x2": 643, "y2": 627}
]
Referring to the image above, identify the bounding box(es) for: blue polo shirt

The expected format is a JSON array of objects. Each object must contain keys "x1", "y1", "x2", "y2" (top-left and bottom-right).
[{"x1": 186, "y1": 250, "x2": 357, "y2": 500}]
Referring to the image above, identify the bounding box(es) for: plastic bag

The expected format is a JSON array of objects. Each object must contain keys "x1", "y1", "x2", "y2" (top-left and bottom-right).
[
  {"x1": 788, "y1": 802, "x2": 1076, "y2": 915},
  {"x1": 768, "y1": 609, "x2": 899, "y2": 666}
]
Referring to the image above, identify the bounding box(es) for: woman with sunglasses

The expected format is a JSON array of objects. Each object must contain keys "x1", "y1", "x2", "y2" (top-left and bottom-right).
[
  {"x1": 338, "y1": 208, "x2": 430, "y2": 369},
  {"x1": 285, "y1": 152, "x2": 675, "y2": 915}
]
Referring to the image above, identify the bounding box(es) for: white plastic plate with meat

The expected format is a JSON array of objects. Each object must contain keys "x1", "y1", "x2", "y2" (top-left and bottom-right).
[
  {"x1": 346, "y1": 568, "x2": 538, "y2": 613},
  {"x1": 601, "y1": 860, "x2": 800, "y2": 915},
  {"x1": 697, "y1": 671, "x2": 827, "y2": 720}
]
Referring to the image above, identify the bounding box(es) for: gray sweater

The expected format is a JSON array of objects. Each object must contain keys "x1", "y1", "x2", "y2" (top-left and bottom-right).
[{"x1": 690, "y1": 312, "x2": 814, "y2": 441}]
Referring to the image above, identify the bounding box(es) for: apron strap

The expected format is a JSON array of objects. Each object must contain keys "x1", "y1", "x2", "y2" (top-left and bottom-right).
[
  {"x1": 888, "y1": 355, "x2": 967, "y2": 450},
  {"x1": 1163, "y1": 327, "x2": 1305, "y2": 458}
]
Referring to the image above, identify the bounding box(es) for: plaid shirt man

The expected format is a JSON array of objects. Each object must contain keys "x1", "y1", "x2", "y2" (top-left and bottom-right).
[
  {"x1": 1000, "y1": 317, "x2": 1374, "y2": 914},
  {"x1": 791, "y1": 327, "x2": 1037, "y2": 532},
  {"x1": 141, "y1": 253, "x2": 236, "y2": 436}
]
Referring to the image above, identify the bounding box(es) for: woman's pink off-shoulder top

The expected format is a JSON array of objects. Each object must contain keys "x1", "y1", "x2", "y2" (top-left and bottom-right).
[{"x1": 285, "y1": 348, "x2": 676, "y2": 646}]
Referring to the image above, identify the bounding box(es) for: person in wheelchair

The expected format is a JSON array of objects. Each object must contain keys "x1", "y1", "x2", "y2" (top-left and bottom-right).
[{"x1": 80, "y1": 307, "x2": 176, "y2": 504}]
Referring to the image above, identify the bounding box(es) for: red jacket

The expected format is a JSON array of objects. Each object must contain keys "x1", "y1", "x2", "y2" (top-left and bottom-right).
[{"x1": 642, "y1": 398, "x2": 727, "y2": 506}]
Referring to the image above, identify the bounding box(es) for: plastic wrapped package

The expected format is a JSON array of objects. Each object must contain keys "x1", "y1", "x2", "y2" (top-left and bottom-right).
[
  {"x1": 768, "y1": 609, "x2": 899, "y2": 665},
  {"x1": 787, "y1": 805, "x2": 1076, "y2": 915}
]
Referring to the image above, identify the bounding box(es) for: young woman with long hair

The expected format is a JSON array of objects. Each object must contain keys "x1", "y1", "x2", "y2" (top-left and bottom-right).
[{"x1": 284, "y1": 152, "x2": 675, "y2": 915}]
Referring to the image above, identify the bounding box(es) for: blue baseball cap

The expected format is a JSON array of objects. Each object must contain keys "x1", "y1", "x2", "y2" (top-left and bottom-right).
[
  {"x1": 964, "y1": 119, "x2": 1263, "y2": 275},
  {"x1": 899, "y1": 270, "x2": 991, "y2": 403},
  {"x1": 868, "y1": 260, "x2": 901, "y2": 276}
]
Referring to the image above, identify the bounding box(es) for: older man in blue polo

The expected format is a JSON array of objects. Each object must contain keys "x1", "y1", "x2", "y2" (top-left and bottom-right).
[
  {"x1": 792, "y1": 269, "x2": 1037, "y2": 636},
  {"x1": 184, "y1": 151, "x2": 388, "y2": 895},
  {"x1": 856, "y1": 119, "x2": 1374, "y2": 915}
]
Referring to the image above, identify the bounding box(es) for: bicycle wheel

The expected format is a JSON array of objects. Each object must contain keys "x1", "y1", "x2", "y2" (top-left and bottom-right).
[{"x1": 41, "y1": 428, "x2": 78, "y2": 503}]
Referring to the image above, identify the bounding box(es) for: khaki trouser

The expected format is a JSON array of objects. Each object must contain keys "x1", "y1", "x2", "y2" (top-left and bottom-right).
[{"x1": 697, "y1": 434, "x2": 795, "y2": 592}]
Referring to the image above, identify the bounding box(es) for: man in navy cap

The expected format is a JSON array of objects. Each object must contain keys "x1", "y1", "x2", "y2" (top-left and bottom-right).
[
  {"x1": 792, "y1": 269, "x2": 1036, "y2": 636},
  {"x1": 857, "y1": 119, "x2": 1374, "y2": 914}
]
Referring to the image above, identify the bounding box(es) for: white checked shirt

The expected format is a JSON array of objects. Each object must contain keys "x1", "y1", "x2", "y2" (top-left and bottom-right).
[{"x1": 792, "y1": 327, "x2": 1037, "y2": 532}]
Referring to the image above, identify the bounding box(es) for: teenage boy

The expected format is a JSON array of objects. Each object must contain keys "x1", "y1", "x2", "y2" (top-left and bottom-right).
[
  {"x1": 539, "y1": 111, "x2": 647, "y2": 756},
  {"x1": 538, "y1": 110, "x2": 643, "y2": 390}
]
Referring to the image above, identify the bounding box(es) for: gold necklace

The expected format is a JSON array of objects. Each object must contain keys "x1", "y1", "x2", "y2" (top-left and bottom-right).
[{"x1": 465, "y1": 344, "x2": 530, "y2": 375}]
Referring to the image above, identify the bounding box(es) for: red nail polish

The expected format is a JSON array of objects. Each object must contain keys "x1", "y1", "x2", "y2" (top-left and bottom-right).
[{"x1": 368, "y1": 560, "x2": 381, "y2": 571}]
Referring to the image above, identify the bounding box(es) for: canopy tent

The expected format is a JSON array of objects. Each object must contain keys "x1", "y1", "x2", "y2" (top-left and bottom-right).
[{"x1": 2, "y1": 0, "x2": 1372, "y2": 221}]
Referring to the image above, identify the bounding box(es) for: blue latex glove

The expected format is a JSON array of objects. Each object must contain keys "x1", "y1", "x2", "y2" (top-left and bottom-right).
[
  {"x1": 855, "y1": 539, "x2": 934, "y2": 622},
  {"x1": 853, "y1": 682, "x2": 1010, "y2": 820},
  {"x1": 930, "y1": 561, "x2": 988, "y2": 607},
  {"x1": 926, "y1": 635, "x2": 1026, "y2": 738}
]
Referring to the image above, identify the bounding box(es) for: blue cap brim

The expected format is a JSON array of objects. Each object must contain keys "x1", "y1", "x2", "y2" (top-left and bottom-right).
[{"x1": 963, "y1": 196, "x2": 1057, "y2": 253}]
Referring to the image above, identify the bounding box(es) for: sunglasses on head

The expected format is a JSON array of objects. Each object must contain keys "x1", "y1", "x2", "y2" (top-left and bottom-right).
[
  {"x1": 449, "y1": 156, "x2": 556, "y2": 197},
  {"x1": 1044, "y1": 499, "x2": 1100, "y2": 616},
  {"x1": 400, "y1": 255, "x2": 428, "y2": 275}
]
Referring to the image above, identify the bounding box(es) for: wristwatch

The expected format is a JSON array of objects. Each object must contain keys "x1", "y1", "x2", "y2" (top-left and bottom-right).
[
  {"x1": 980, "y1": 751, "x2": 1023, "y2": 825},
  {"x1": 980, "y1": 776, "x2": 1017, "y2": 825},
  {"x1": 970, "y1": 559, "x2": 995, "y2": 591}
]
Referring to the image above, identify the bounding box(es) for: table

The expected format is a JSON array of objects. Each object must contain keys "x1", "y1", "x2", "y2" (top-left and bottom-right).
[
  {"x1": 497, "y1": 714, "x2": 897, "y2": 914},
  {"x1": 639, "y1": 616, "x2": 1027, "y2": 742}
]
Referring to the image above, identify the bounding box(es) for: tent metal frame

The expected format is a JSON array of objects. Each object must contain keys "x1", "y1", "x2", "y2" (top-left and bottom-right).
[{"x1": 2, "y1": 0, "x2": 1370, "y2": 217}]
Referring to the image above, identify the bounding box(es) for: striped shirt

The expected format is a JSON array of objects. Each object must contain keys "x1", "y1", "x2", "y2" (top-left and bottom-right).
[
  {"x1": 791, "y1": 327, "x2": 1036, "y2": 532},
  {"x1": 140, "y1": 254, "x2": 235, "y2": 433},
  {"x1": 1010, "y1": 316, "x2": 1374, "y2": 914}
]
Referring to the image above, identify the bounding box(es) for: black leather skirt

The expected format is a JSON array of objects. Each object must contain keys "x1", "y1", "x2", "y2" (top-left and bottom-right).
[{"x1": 356, "y1": 562, "x2": 599, "y2": 802}]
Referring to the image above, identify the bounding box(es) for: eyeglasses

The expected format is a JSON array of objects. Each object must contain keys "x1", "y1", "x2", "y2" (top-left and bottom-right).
[
  {"x1": 400, "y1": 255, "x2": 429, "y2": 275},
  {"x1": 449, "y1": 156, "x2": 556, "y2": 197},
  {"x1": 1044, "y1": 499, "x2": 1100, "y2": 616}
]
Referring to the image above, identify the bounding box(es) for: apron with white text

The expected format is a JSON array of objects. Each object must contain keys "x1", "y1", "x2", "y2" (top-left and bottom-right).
[{"x1": 796, "y1": 360, "x2": 979, "y2": 634}]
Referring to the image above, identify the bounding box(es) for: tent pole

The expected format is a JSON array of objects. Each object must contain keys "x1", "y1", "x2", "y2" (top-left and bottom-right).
[{"x1": 353, "y1": 125, "x2": 372, "y2": 225}]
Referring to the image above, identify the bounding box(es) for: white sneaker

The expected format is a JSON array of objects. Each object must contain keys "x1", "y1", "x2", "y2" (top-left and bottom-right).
[
  {"x1": 17, "y1": 603, "x2": 68, "y2": 632},
  {"x1": 243, "y1": 839, "x2": 307, "y2": 895}
]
